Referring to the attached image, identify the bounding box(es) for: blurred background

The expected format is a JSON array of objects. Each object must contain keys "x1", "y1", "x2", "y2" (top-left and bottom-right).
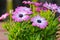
[{"x1": 0, "y1": 0, "x2": 60, "y2": 18}]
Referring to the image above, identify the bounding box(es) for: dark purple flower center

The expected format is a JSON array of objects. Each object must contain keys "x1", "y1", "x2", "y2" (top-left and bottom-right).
[
  {"x1": 19, "y1": 14, "x2": 23, "y2": 18},
  {"x1": 37, "y1": 20, "x2": 41, "y2": 23}
]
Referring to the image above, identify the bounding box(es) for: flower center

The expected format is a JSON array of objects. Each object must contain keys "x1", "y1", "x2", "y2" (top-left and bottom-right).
[
  {"x1": 19, "y1": 14, "x2": 23, "y2": 18},
  {"x1": 37, "y1": 20, "x2": 41, "y2": 23}
]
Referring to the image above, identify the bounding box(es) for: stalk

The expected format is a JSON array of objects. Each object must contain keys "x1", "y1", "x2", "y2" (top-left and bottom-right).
[
  {"x1": 32, "y1": 0, "x2": 37, "y2": 16},
  {"x1": 6, "y1": 0, "x2": 13, "y2": 24}
]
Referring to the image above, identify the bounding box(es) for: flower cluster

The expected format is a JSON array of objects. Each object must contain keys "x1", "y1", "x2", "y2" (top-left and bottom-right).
[
  {"x1": 12, "y1": 6, "x2": 48, "y2": 29},
  {"x1": 3, "y1": 1, "x2": 60, "y2": 30},
  {"x1": 23, "y1": 1, "x2": 60, "y2": 13},
  {"x1": 23, "y1": 1, "x2": 42, "y2": 6},
  {"x1": 12, "y1": 1, "x2": 60, "y2": 29}
]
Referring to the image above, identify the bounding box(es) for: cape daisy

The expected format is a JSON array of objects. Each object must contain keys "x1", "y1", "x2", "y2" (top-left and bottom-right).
[{"x1": 31, "y1": 15, "x2": 48, "y2": 29}]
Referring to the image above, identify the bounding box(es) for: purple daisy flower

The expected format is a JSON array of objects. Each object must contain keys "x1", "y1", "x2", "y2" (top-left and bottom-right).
[
  {"x1": 22, "y1": 1, "x2": 33, "y2": 4},
  {"x1": 31, "y1": 15, "x2": 48, "y2": 29},
  {"x1": 42, "y1": 7, "x2": 48, "y2": 11},
  {"x1": 51, "y1": 4, "x2": 58, "y2": 10},
  {"x1": 36, "y1": 7, "x2": 41, "y2": 12},
  {"x1": 12, "y1": 11, "x2": 30, "y2": 22},
  {"x1": 22, "y1": 1, "x2": 27, "y2": 4},
  {"x1": 36, "y1": 7, "x2": 48, "y2": 12},
  {"x1": 15, "y1": 6, "x2": 32, "y2": 14},
  {"x1": 56, "y1": 7, "x2": 60, "y2": 13},
  {"x1": 43, "y1": 2, "x2": 52, "y2": 9},
  {"x1": 33, "y1": 2, "x2": 42, "y2": 7}
]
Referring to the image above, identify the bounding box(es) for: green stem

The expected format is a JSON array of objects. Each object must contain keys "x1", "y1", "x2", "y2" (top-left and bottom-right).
[
  {"x1": 30, "y1": 4, "x2": 31, "y2": 8},
  {"x1": 32, "y1": 0, "x2": 37, "y2": 2},
  {"x1": 7, "y1": 0, "x2": 13, "y2": 24},
  {"x1": 32, "y1": 0, "x2": 38, "y2": 16}
]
